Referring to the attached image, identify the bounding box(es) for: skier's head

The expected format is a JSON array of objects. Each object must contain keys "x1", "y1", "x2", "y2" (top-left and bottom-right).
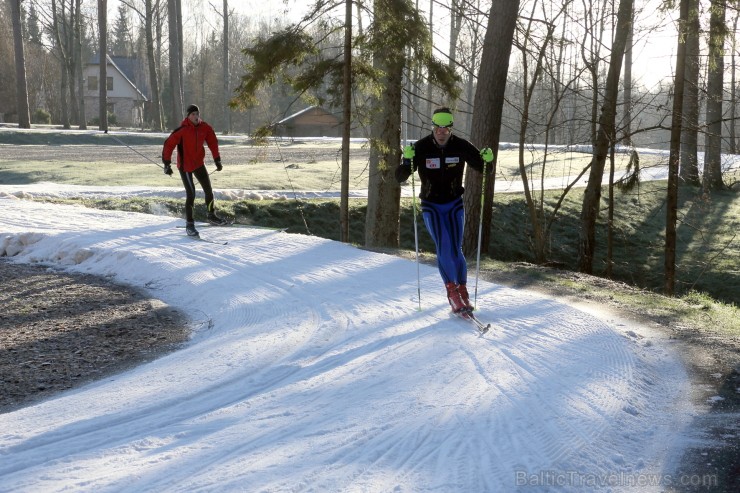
[
  {"x1": 432, "y1": 107, "x2": 453, "y2": 146},
  {"x1": 186, "y1": 104, "x2": 201, "y2": 125}
]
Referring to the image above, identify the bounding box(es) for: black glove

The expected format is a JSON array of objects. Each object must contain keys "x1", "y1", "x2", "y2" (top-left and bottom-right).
[
  {"x1": 214, "y1": 157, "x2": 223, "y2": 172},
  {"x1": 163, "y1": 160, "x2": 173, "y2": 175}
]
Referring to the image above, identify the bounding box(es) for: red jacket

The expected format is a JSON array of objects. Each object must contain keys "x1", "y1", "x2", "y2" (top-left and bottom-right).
[{"x1": 162, "y1": 117, "x2": 220, "y2": 172}]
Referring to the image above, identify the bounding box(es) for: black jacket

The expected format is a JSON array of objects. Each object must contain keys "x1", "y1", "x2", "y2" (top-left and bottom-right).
[{"x1": 395, "y1": 134, "x2": 490, "y2": 204}]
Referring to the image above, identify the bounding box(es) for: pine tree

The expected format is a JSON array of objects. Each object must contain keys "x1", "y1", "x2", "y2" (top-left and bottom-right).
[{"x1": 111, "y1": 3, "x2": 132, "y2": 57}]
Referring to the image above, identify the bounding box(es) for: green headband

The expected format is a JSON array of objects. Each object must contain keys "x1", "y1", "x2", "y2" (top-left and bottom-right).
[{"x1": 432, "y1": 112, "x2": 454, "y2": 127}]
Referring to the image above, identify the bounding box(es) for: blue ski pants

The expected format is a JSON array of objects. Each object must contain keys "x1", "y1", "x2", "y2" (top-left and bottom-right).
[{"x1": 421, "y1": 197, "x2": 467, "y2": 286}]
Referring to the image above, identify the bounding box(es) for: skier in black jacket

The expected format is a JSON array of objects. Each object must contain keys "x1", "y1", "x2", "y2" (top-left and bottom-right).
[{"x1": 395, "y1": 107, "x2": 493, "y2": 313}]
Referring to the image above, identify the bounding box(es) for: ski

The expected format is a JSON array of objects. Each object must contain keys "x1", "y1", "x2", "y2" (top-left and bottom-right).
[
  {"x1": 226, "y1": 223, "x2": 288, "y2": 232},
  {"x1": 189, "y1": 235, "x2": 228, "y2": 245},
  {"x1": 179, "y1": 222, "x2": 286, "y2": 232},
  {"x1": 455, "y1": 310, "x2": 490, "y2": 335}
]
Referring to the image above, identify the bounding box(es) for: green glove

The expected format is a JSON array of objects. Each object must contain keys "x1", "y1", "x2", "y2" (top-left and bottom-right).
[
  {"x1": 403, "y1": 144, "x2": 415, "y2": 160},
  {"x1": 480, "y1": 147, "x2": 494, "y2": 163}
]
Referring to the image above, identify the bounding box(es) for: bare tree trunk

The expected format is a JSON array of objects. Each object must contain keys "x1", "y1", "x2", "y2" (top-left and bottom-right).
[
  {"x1": 145, "y1": 0, "x2": 163, "y2": 130},
  {"x1": 703, "y1": 0, "x2": 726, "y2": 192},
  {"x1": 665, "y1": 0, "x2": 689, "y2": 296},
  {"x1": 222, "y1": 0, "x2": 231, "y2": 133},
  {"x1": 123, "y1": 0, "x2": 163, "y2": 130},
  {"x1": 448, "y1": 0, "x2": 462, "y2": 70},
  {"x1": 462, "y1": 0, "x2": 520, "y2": 257},
  {"x1": 10, "y1": 0, "x2": 31, "y2": 128},
  {"x1": 98, "y1": 0, "x2": 108, "y2": 132},
  {"x1": 156, "y1": 0, "x2": 163, "y2": 109},
  {"x1": 176, "y1": 0, "x2": 184, "y2": 102},
  {"x1": 340, "y1": 0, "x2": 352, "y2": 243},
  {"x1": 621, "y1": 6, "x2": 633, "y2": 146},
  {"x1": 52, "y1": 0, "x2": 70, "y2": 129},
  {"x1": 578, "y1": 0, "x2": 633, "y2": 274},
  {"x1": 581, "y1": 0, "x2": 609, "y2": 146},
  {"x1": 364, "y1": 0, "x2": 403, "y2": 248},
  {"x1": 464, "y1": 0, "x2": 482, "y2": 134},
  {"x1": 75, "y1": 0, "x2": 87, "y2": 129},
  {"x1": 515, "y1": 7, "x2": 558, "y2": 264},
  {"x1": 66, "y1": 0, "x2": 79, "y2": 126},
  {"x1": 680, "y1": 0, "x2": 701, "y2": 185},
  {"x1": 730, "y1": 11, "x2": 738, "y2": 154},
  {"x1": 425, "y1": 0, "x2": 433, "y2": 117},
  {"x1": 168, "y1": 0, "x2": 183, "y2": 125}
]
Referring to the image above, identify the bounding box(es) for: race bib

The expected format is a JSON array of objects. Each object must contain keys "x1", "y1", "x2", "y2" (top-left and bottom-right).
[{"x1": 425, "y1": 158, "x2": 441, "y2": 169}]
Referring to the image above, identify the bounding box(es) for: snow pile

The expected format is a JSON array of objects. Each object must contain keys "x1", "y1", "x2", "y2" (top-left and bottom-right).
[{"x1": 0, "y1": 197, "x2": 692, "y2": 492}]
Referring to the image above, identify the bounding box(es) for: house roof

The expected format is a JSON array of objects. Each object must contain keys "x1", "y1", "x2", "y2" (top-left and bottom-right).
[
  {"x1": 87, "y1": 54, "x2": 149, "y2": 100},
  {"x1": 277, "y1": 106, "x2": 340, "y2": 125}
]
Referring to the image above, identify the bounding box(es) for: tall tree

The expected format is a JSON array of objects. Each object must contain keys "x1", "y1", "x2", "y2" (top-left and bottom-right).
[
  {"x1": 146, "y1": 0, "x2": 163, "y2": 130},
  {"x1": 665, "y1": 0, "x2": 690, "y2": 296},
  {"x1": 167, "y1": 0, "x2": 183, "y2": 125},
  {"x1": 26, "y1": 2, "x2": 43, "y2": 45},
  {"x1": 730, "y1": 10, "x2": 738, "y2": 154},
  {"x1": 75, "y1": 0, "x2": 87, "y2": 129},
  {"x1": 222, "y1": 0, "x2": 231, "y2": 133},
  {"x1": 462, "y1": 0, "x2": 520, "y2": 257},
  {"x1": 340, "y1": 0, "x2": 352, "y2": 243},
  {"x1": 461, "y1": 0, "x2": 484, "y2": 135},
  {"x1": 578, "y1": 0, "x2": 634, "y2": 274},
  {"x1": 365, "y1": 0, "x2": 410, "y2": 248},
  {"x1": 621, "y1": 4, "x2": 633, "y2": 146},
  {"x1": 51, "y1": 0, "x2": 70, "y2": 128},
  {"x1": 511, "y1": 0, "x2": 570, "y2": 264},
  {"x1": 10, "y1": 0, "x2": 31, "y2": 128},
  {"x1": 680, "y1": 0, "x2": 701, "y2": 185},
  {"x1": 98, "y1": 0, "x2": 108, "y2": 131},
  {"x1": 702, "y1": 0, "x2": 726, "y2": 191},
  {"x1": 50, "y1": 0, "x2": 81, "y2": 126},
  {"x1": 447, "y1": 0, "x2": 463, "y2": 71},
  {"x1": 231, "y1": 0, "x2": 456, "y2": 248},
  {"x1": 111, "y1": 2, "x2": 133, "y2": 56},
  {"x1": 121, "y1": 0, "x2": 164, "y2": 130},
  {"x1": 581, "y1": 0, "x2": 609, "y2": 146}
]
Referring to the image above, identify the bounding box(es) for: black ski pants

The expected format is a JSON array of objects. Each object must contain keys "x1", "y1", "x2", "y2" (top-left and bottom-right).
[{"x1": 179, "y1": 165, "x2": 215, "y2": 223}]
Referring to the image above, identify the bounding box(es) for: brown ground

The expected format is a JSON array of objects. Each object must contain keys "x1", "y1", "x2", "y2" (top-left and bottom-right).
[
  {"x1": 0, "y1": 254, "x2": 737, "y2": 491},
  {"x1": 0, "y1": 259, "x2": 190, "y2": 413}
]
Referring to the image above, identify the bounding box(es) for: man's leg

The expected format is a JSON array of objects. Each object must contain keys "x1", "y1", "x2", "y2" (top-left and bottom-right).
[
  {"x1": 193, "y1": 166, "x2": 226, "y2": 224},
  {"x1": 179, "y1": 169, "x2": 199, "y2": 236}
]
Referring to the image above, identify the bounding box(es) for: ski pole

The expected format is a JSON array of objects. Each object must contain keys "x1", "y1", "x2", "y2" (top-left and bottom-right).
[
  {"x1": 473, "y1": 160, "x2": 488, "y2": 309},
  {"x1": 410, "y1": 145, "x2": 422, "y2": 311},
  {"x1": 402, "y1": 89, "x2": 422, "y2": 311},
  {"x1": 106, "y1": 132, "x2": 164, "y2": 170}
]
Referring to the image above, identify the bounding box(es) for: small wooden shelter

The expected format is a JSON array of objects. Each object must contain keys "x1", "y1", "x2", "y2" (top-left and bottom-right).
[{"x1": 274, "y1": 106, "x2": 342, "y2": 138}]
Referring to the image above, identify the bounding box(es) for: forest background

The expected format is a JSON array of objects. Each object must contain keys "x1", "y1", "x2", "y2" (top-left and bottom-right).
[{"x1": 1, "y1": 0, "x2": 738, "y2": 304}]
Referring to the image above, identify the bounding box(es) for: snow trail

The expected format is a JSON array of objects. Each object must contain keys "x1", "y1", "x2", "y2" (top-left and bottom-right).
[{"x1": 0, "y1": 198, "x2": 691, "y2": 492}]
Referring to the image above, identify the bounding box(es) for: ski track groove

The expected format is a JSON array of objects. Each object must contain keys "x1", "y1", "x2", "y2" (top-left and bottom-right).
[{"x1": 113, "y1": 238, "x2": 437, "y2": 491}]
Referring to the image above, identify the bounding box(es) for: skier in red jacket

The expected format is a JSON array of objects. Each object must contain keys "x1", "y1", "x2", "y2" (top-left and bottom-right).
[{"x1": 162, "y1": 104, "x2": 227, "y2": 237}]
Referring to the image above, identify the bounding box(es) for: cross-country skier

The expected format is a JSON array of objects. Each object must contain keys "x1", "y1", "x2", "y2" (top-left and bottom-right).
[
  {"x1": 162, "y1": 104, "x2": 227, "y2": 237},
  {"x1": 395, "y1": 107, "x2": 494, "y2": 313}
]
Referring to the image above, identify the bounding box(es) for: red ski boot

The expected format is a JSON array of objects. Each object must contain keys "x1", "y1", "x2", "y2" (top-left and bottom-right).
[
  {"x1": 458, "y1": 283, "x2": 474, "y2": 312},
  {"x1": 445, "y1": 282, "x2": 467, "y2": 313}
]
